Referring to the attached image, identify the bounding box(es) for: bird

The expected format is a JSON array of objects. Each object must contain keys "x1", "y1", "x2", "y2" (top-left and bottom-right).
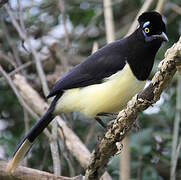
[{"x1": 7, "y1": 11, "x2": 168, "y2": 172}]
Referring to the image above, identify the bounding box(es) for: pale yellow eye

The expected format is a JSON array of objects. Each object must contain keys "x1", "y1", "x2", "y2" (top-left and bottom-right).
[{"x1": 144, "y1": 27, "x2": 150, "y2": 34}]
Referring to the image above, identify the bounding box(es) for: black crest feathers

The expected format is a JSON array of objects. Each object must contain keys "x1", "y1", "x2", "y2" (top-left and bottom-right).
[{"x1": 138, "y1": 11, "x2": 166, "y2": 33}]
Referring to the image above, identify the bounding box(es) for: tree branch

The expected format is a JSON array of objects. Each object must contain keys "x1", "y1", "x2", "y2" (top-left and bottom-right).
[
  {"x1": 50, "y1": 117, "x2": 61, "y2": 176},
  {"x1": 0, "y1": 161, "x2": 82, "y2": 180},
  {"x1": 58, "y1": 0, "x2": 70, "y2": 49},
  {"x1": 85, "y1": 37, "x2": 181, "y2": 180},
  {"x1": 171, "y1": 137, "x2": 181, "y2": 180},
  {"x1": 103, "y1": 0, "x2": 115, "y2": 43},
  {"x1": 155, "y1": 0, "x2": 166, "y2": 13}
]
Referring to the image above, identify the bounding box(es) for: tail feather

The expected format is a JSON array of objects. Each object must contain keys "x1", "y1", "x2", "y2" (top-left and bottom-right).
[
  {"x1": 7, "y1": 139, "x2": 32, "y2": 173},
  {"x1": 7, "y1": 94, "x2": 61, "y2": 173}
]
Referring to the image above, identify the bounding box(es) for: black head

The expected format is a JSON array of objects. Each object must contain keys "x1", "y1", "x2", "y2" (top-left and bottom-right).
[
  {"x1": 138, "y1": 11, "x2": 168, "y2": 43},
  {"x1": 125, "y1": 11, "x2": 168, "y2": 81}
]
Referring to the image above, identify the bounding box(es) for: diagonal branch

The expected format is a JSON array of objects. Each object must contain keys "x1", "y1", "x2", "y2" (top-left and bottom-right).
[{"x1": 85, "y1": 37, "x2": 181, "y2": 180}]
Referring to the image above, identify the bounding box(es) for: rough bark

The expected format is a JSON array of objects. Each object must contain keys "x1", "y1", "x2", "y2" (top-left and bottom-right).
[{"x1": 85, "y1": 37, "x2": 181, "y2": 180}]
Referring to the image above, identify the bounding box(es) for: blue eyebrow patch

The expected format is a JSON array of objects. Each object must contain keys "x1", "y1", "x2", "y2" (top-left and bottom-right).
[{"x1": 143, "y1": 21, "x2": 150, "y2": 28}]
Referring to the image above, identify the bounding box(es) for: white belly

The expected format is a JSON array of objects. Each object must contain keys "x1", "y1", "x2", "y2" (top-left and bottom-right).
[{"x1": 54, "y1": 64, "x2": 146, "y2": 118}]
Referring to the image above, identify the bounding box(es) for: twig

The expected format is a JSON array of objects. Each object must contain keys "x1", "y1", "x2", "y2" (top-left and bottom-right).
[
  {"x1": 50, "y1": 43, "x2": 69, "y2": 71},
  {"x1": 0, "y1": 58, "x2": 47, "y2": 82},
  {"x1": 4, "y1": 4, "x2": 26, "y2": 40},
  {"x1": 103, "y1": 0, "x2": 115, "y2": 43},
  {"x1": 91, "y1": 41, "x2": 99, "y2": 54},
  {"x1": 50, "y1": 117, "x2": 61, "y2": 176},
  {"x1": 170, "y1": 76, "x2": 181, "y2": 180},
  {"x1": 0, "y1": 161, "x2": 83, "y2": 180},
  {"x1": 23, "y1": 109, "x2": 30, "y2": 138},
  {"x1": 0, "y1": 52, "x2": 17, "y2": 68},
  {"x1": 120, "y1": 136, "x2": 130, "y2": 180},
  {"x1": 85, "y1": 37, "x2": 181, "y2": 180},
  {"x1": 58, "y1": 138, "x2": 76, "y2": 177},
  {"x1": 57, "y1": 118, "x2": 91, "y2": 167},
  {"x1": 17, "y1": 0, "x2": 26, "y2": 35},
  {"x1": 23, "y1": 108, "x2": 29, "y2": 167},
  {"x1": 103, "y1": 0, "x2": 123, "y2": 9},
  {"x1": 58, "y1": 0, "x2": 70, "y2": 49},
  {"x1": 4, "y1": 61, "x2": 32, "y2": 77},
  {"x1": 1, "y1": 17, "x2": 25, "y2": 74},
  {"x1": 84, "y1": 122, "x2": 96, "y2": 146},
  {"x1": 136, "y1": 136, "x2": 143, "y2": 180},
  {"x1": 26, "y1": 39, "x2": 50, "y2": 96},
  {"x1": 171, "y1": 3, "x2": 181, "y2": 16},
  {"x1": 171, "y1": 137, "x2": 181, "y2": 180},
  {"x1": 39, "y1": 145, "x2": 49, "y2": 171},
  {"x1": 155, "y1": 0, "x2": 166, "y2": 13}
]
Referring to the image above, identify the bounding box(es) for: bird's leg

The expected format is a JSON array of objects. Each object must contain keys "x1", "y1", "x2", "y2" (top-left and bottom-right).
[{"x1": 95, "y1": 117, "x2": 107, "y2": 129}]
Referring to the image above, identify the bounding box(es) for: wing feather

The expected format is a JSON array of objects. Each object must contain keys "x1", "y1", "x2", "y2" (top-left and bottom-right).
[{"x1": 47, "y1": 40, "x2": 126, "y2": 98}]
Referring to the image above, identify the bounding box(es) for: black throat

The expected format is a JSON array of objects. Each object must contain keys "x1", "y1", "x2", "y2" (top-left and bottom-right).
[{"x1": 124, "y1": 29, "x2": 162, "y2": 81}]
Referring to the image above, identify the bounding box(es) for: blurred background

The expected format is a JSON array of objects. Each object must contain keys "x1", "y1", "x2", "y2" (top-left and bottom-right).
[{"x1": 0, "y1": 0, "x2": 181, "y2": 179}]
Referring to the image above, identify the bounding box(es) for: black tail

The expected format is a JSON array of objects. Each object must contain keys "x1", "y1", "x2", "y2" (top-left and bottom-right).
[{"x1": 7, "y1": 94, "x2": 61, "y2": 172}]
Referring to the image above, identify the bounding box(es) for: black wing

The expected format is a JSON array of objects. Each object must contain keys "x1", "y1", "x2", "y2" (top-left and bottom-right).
[{"x1": 47, "y1": 40, "x2": 126, "y2": 98}]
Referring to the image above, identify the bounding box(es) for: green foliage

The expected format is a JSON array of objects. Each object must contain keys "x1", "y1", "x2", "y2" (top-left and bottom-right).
[{"x1": 69, "y1": 8, "x2": 95, "y2": 26}]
